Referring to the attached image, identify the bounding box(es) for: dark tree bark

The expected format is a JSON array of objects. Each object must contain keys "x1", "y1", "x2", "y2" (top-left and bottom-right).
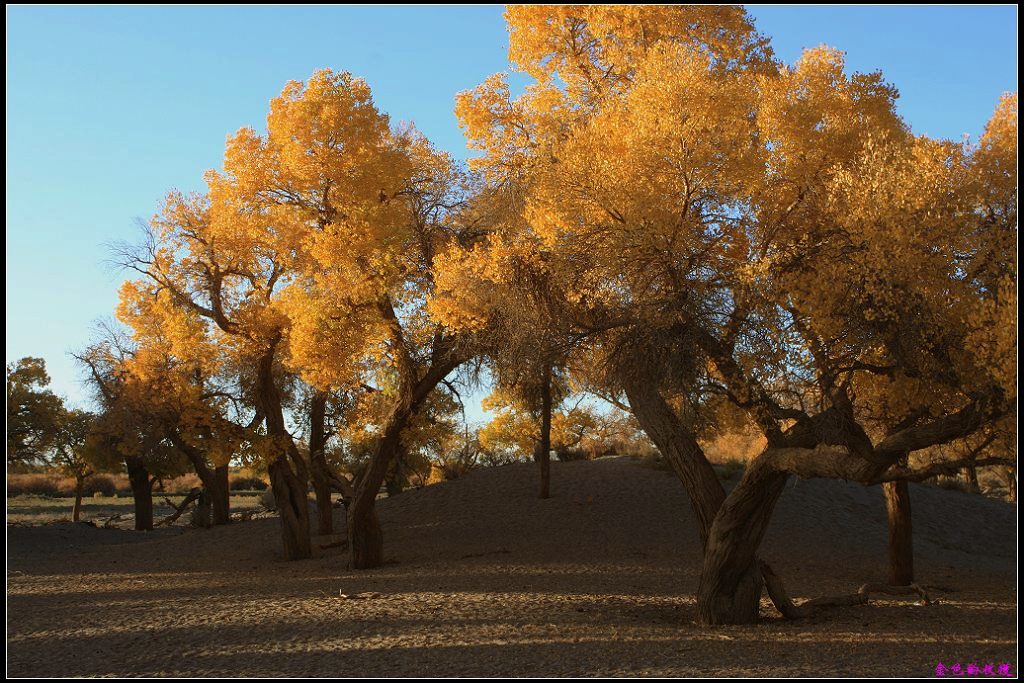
[
  {"x1": 308, "y1": 391, "x2": 334, "y2": 535},
  {"x1": 212, "y1": 464, "x2": 230, "y2": 525},
  {"x1": 696, "y1": 457, "x2": 788, "y2": 625},
  {"x1": 385, "y1": 449, "x2": 406, "y2": 497},
  {"x1": 347, "y1": 328, "x2": 463, "y2": 569},
  {"x1": 125, "y1": 455, "x2": 153, "y2": 531},
  {"x1": 538, "y1": 364, "x2": 552, "y2": 499},
  {"x1": 621, "y1": 377, "x2": 725, "y2": 546},
  {"x1": 962, "y1": 463, "x2": 981, "y2": 494},
  {"x1": 883, "y1": 479, "x2": 914, "y2": 585},
  {"x1": 258, "y1": 351, "x2": 311, "y2": 560},
  {"x1": 348, "y1": 400, "x2": 412, "y2": 569},
  {"x1": 168, "y1": 431, "x2": 231, "y2": 526}
]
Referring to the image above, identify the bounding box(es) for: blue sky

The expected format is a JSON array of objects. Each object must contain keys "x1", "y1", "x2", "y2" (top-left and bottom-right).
[{"x1": 6, "y1": 5, "x2": 1018, "y2": 421}]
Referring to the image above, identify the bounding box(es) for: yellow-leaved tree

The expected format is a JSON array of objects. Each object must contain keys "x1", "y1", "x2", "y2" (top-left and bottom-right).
[
  {"x1": 431, "y1": 6, "x2": 1016, "y2": 624},
  {"x1": 123, "y1": 70, "x2": 481, "y2": 565}
]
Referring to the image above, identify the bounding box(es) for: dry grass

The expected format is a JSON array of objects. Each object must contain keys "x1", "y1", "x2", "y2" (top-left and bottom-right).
[{"x1": 7, "y1": 471, "x2": 269, "y2": 498}]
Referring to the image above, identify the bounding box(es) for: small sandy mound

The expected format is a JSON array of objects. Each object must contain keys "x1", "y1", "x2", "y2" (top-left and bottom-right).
[{"x1": 6, "y1": 456, "x2": 1017, "y2": 676}]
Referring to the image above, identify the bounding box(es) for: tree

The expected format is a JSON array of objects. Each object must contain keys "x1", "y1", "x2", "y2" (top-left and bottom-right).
[
  {"x1": 433, "y1": 6, "x2": 1016, "y2": 625},
  {"x1": 118, "y1": 70, "x2": 480, "y2": 565},
  {"x1": 7, "y1": 357, "x2": 64, "y2": 466},
  {"x1": 49, "y1": 409, "x2": 96, "y2": 522},
  {"x1": 78, "y1": 334, "x2": 192, "y2": 531}
]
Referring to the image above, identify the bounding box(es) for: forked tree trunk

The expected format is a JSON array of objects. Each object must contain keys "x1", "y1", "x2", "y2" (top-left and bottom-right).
[
  {"x1": 696, "y1": 457, "x2": 788, "y2": 625},
  {"x1": 622, "y1": 377, "x2": 725, "y2": 545},
  {"x1": 538, "y1": 364, "x2": 552, "y2": 499},
  {"x1": 883, "y1": 479, "x2": 914, "y2": 585},
  {"x1": 126, "y1": 456, "x2": 153, "y2": 531},
  {"x1": 268, "y1": 454, "x2": 311, "y2": 560},
  {"x1": 72, "y1": 475, "x2": 86, "y2": 522},
  {"x1": 349, "y1": 402, "x2": 411, "y2": 569},
  {"x1": 347, "y1": 348, "x2": 462, "y2": 569},
  {"x1": 258, "y1": 351, "x2": 311, "y2": 560},
  {"x1": 168, "y1": 432, "x2": 231, "y2": 526},
  {"x1": 308, "y1": 391, "x2": 334, "y2": 535}
]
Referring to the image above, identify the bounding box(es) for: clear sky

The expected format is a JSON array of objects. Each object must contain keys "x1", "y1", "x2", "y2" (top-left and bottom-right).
[{"x1": 6, "y1": 5, "x2": 1018, "y2": 421}]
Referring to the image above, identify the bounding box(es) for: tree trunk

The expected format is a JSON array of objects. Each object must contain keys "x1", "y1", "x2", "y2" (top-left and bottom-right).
[
  {"x1": 73, "y1": 475, "x2": 85, "y2": 523},
  {"x1": 308, "y1": 391, "x2": 334, "y2": 535},
  {"x1": 962, "y1": 463, "x2": 981, "y2": 494},
  {"x1": 346, "y1": 325, "x2": 463, "y2": 569},
  {"x1": 621, "y1": 377, "x2": 725, "y2": 545},
  {"x1": 696, "y1": 455, "x2": 788, "y2": 625},
  {"x1": 126, "y1": 456, "x2": 153, "y2": 531},
  {"x1": 883, "y1": 479, "x2": 914, "y2": 585},
  {"x1": 385, "y1": 453, "x2": 405, "y2": 497},
  {"x1": 348, "y1": 402, "x2": 411, "y2": 569},
  {"x1": 268, "y1": 455, "x2": 311, "y2": 560},
  {"x1": 167, "y1": 431, "x2": 231, "y2": 526},
  {"x1": 212, "y1": 464, "x2": 230, "y2": 525},
  {"x1": 1004, "y1": 467, "x2": 1017, "y2": 503},
  {"x1": 538, "y1": 364, "x2": 552, "y2": 499},
  {"x1": 258, "y1": 351, "x2": 311, "y2": 560}
]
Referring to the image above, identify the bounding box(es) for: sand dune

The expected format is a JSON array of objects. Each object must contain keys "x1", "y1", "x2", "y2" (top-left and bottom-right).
[{"x1": 6, "y1": 456, "x2": 1017, "y2": 676}]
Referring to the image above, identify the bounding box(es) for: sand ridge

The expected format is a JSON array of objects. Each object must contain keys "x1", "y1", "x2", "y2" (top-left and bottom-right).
[{"x1": 6, "y1": 456, "x2": 1017, "y2": 677}]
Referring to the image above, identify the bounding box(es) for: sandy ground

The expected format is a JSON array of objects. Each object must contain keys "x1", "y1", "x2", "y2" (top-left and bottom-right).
[{"x1": 6, "y1": 456, "x2": 1017, "y2": 677}]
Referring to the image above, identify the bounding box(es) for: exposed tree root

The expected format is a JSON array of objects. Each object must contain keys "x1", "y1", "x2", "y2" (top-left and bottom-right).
[{"x1": 759, "y1": 560, "x2": 933, "y2": 619}]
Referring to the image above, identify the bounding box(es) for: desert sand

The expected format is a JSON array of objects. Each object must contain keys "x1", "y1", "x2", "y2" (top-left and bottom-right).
[{"x1": 6, "y1": 456, "x2": 1017, "y2": 677}]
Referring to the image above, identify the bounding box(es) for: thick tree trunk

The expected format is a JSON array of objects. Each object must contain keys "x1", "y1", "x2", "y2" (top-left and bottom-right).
[
  {"x1": 258, "y1": 351, "x2": 311, "y2": 560},
  {"x1": 212, "y1": 464, "x2": 230, "y2": 525},
  {"x1": 883, "y1": 479, "x2": 914, "y2": 585},
  {"x1": 621, "y1": 377, "x2": 725, "y2": 545},
  {"x1": 385, "y1": 453, "x2": 405, "y2": 497},
  {"x1": 268, "y1": 455, "x2": 311, "y2": 559},
  {"x1": 696, "y1": 455, "x2": 788, "y2": 625},
  {"x1": 126, "y1": 456, "x2": 153, "y2": 531},
  {"x1": 73, "y1": 475, "x2": 85, "y2": 523},
  {"x1": 168, "y1": 431, "x2": 231, "y2": 526},
  {"x1": 347, "y1": 351, "x2": 462, "y2": 569},
  {"x1": 348, "y1": 402, "x2": 411, "y2": 569},
  {"x1": 538, "y1": 364, "x2": 552, "y2": 499},
  {"x1": 308, "y1": 391, "x2": 334, "y2": 535}
]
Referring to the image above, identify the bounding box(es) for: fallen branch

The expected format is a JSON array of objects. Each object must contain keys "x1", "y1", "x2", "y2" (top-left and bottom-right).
[
  {"x1": 155, "y1": 488, "x2": 202, "y2": 527},
  {"x1": 760, "y1": 560, "x2": 933, "y2": 619}
]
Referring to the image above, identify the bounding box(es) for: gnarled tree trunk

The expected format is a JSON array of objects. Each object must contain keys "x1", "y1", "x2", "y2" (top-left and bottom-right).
[
  {"x1": 621, "y1": 377, "x2": 725, "y2": 546},
  {"x1": 125, "y1": 455, "x2": 153, "y2": 531},
  {"x1": 348, "y1": 401, "x2": 411, "y2": 569},
  {"x1": 308, "y1": 391, "x2": 334, "y2": 535},
  {"x1": 883, "y1": 479, "x2": 914, "y2": 585},
  {"x1": 696, "y1": 457, "x2": 788, "y2": 625},
  {"x1": 347, "y1": 340, "x2": 463, "y2": 569},
  {"x1": 169, "y1": 431, "x2": 231, "y2": 526},
  {"x1": 258, "y1": 351, "x2": 311, "y2": 560}
]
